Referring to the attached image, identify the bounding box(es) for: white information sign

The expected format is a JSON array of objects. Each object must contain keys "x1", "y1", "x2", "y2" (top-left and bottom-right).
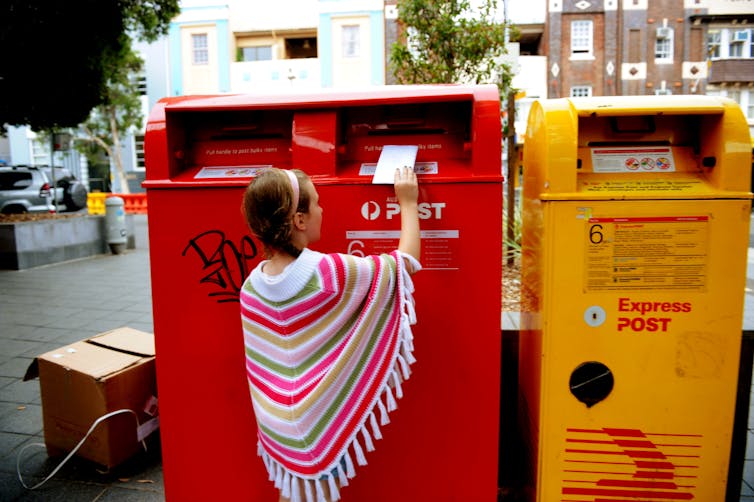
[{"x1": 590, "y1": 147, "x2": 676, "y2": 173}]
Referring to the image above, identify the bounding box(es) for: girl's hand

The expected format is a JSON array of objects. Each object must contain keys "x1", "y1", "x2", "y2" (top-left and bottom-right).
[{"x1": 394, "y1": 166, "x2": 418, "y2": 207}]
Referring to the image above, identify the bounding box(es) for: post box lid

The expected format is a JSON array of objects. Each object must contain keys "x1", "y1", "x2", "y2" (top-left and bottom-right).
[
  {"x1": 523, "y1": 95, "x2": 753, "y2": 200},
  {"x1": 568, "y1": 95, "x2": 730, "y2": 116}
]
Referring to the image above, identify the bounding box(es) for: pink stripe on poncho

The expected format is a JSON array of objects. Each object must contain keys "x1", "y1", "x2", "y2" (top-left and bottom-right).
[{"x1": 240, "y1": 248, "x2": 419, "y2": 502}]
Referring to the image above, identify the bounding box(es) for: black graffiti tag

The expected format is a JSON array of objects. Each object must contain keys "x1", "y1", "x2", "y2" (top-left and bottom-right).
[{"x1": 183, "y1": 230, "x2": 258, "y2": 303}]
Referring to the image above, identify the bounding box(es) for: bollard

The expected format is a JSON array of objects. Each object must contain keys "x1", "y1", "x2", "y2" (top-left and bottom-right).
[{"x1": 105, "y1": 196, "x2": 127, "y2": 255}]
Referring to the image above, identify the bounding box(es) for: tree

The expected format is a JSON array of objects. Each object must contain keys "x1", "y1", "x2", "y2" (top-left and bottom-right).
[
  {"x1": 79, "y1": 47, "x2": 145, "y2": 194},
  {"x1": 0, "y1": 0, "x2": 179, "y2": 132},
  {"x1": 391, "y1": 0, "x2": 520, "y2": 266},
  {"x1": 390, "y1": 0, "x2": 514, "y2": 94}
]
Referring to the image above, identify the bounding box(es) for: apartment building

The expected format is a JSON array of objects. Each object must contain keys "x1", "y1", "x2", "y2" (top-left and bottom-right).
[
  {"x1": 170, "y1": 0, "x2": 387, "y2": 95},
  {"x1": 545, "y1": 0, "x2": 753, "y2": 131},
  {"x1": 695, "y1": 1, "x2": 754, "y2": 124}
]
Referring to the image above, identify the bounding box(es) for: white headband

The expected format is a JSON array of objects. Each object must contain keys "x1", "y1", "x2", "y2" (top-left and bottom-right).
[{"x1": 284, "y1": 170, "x2": 300, "y2": 215}]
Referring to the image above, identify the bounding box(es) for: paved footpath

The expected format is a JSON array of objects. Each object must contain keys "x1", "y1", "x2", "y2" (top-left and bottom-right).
[
  {"x1": 0, "y1": 215, "x2": 162, "y2": 501},
  {"x1": 1, "y1": 214, "x2": 754, "y2": 500}
]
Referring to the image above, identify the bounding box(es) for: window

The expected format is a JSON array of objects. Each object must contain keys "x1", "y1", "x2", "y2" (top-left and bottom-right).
[
  {"x1": 31, "y1": 137, "x2": 49, "y2": 166},
  {"x1": 571, "y1": 20, "x2": 593, "y2": 57},
  {"x1": 571, "y1": 86, "x2": 592, "y2": 97},
  {"x1": 192, "y1": 33, "x2": 209, "y2": 65},
  {"x1": 655, "y1": 27, "x2": 673, "y2": 61},
  {"x1": 241, "y1": 46, "x2": 272, "y2": 62},
  {"x1": 0, "y1": 172, "x2": 32, "y2": 190},
  {"x1": 727, "y1": 89, "x2": 741, "y2": 106},
  {"x1": 132, "y1": 72, "x2": 147, "y2": 96},
  {"x1": 285, "y1": 38, "x2": 316, "y2": 59},
  {"x1": 134, "y1": 134, "x2": 146, "y2": 170},
  {"x1": 707, "y1": 30, "x2": 721, "y2": 58},
  {"x1": 729, "y1": 34, "x2": 744, "y2": 58},
  {"x1": 342, "y1": 25, "x2": 360, "y2": 58}
]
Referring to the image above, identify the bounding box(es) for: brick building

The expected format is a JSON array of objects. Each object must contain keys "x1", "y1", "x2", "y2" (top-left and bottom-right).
[{"x1": 546, "y1": 0, "x2": 754, "y2": 129}]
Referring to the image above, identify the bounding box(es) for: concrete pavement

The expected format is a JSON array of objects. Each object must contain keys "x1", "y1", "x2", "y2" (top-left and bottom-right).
[{"x1": 0, "y1": 215, "x2": 161, "y2": 501}]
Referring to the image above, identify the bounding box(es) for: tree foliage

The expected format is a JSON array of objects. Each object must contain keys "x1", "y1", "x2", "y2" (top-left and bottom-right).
[
  {"x1": 0, "y1": 0, "x2": 179, "y2": 132},
  {"x1": 80, "y1": 47, "x2": 145, "y2": 194},
  {"x1": 390, "y1": 0, "x2": 513, "y2": 94}
]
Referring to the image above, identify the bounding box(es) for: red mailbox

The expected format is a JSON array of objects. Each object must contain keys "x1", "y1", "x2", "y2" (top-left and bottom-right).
[{"x1": 144, "y1": 85, "x2": 503, "y2": 501}]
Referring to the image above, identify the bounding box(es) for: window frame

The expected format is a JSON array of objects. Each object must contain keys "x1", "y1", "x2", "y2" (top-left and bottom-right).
[
  {"x1": 570, "y1": 85, "x2": 593, "y2": 97},
  {"x1": 341, "y1": 25, "x2": 361, "y2": 58},
  {"x1": 133, "y1": 134, "x2": 146, "y2": 172},
  {"x1": 192, "y1": 33, "x2": 209, "y2": 65},
  {"x1": 241, "y1": 46, "x2": 273, "y2": 62},
  {"x1": 729, "y1": 35, "x2": 744, "y2": 58},
  {"x1": 655, "y1": 28, "x2": 674, "y2": 62},
  {"x1": 707, "y1": 30, "x2": 721, "y2": 59},
  {"x1": 570, "y1": 20, "x2": 594, "y2": 59}
]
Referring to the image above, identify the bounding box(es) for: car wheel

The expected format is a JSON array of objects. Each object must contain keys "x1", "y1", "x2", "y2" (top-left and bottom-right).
[{"x1": 64, "y1": 182, "x2": 88, "y2": 211}]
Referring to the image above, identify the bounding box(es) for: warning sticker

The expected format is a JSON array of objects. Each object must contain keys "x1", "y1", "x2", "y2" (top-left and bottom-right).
[
  {"x1": 194, "y1": 165, "x2": 270, "y2": 178},
  {"x1": 591, "y1": 147, "x2": 675, "y2": 173},
  {"x1": 585, "y1": 216, "x2": 708, "y2": 291}
]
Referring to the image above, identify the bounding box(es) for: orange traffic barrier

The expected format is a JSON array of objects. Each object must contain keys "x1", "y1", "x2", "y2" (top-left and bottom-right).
[
  {"x1": 87, "y1": 193, "x2": 148, "y2": 214},
  {"x1": 119, "y1": 194, "x2": 148, "y2": 214}
]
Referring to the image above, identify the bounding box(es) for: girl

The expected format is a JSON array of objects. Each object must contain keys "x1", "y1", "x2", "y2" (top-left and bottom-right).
[{"x1": 240, "y1": 167, "x2": 420, "y2": 502}]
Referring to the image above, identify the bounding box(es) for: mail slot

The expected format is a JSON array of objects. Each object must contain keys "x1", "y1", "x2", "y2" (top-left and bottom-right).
[
  {"x1": 519, "y1": 96, "x2": 752, "y2": 501},
  {"x1": 144, "y1": 85, "x2": 503, "y2": 501}
]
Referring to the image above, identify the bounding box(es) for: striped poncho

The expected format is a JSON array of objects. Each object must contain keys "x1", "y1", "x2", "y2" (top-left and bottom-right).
[{"x1": 240, "y1": 248, "x2": 419, "y2": 502}]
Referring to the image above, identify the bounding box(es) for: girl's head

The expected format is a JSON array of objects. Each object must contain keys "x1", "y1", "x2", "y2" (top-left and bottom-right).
[{"x1": 242, "y1": 168, "x2": 321, "y2": 258}]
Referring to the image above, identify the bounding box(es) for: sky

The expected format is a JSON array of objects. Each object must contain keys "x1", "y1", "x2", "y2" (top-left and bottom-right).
[
  {"x1": 505, "y1": 0, "x2": 547, "y2": 24},
  {"x1": 179, "y1": 0, "x2": 548, "y2": 26}
]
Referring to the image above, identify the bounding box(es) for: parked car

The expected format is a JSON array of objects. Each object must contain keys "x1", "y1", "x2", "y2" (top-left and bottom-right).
[{"x1": 0, "y1": 165, "x2": 88, "y2": 214}]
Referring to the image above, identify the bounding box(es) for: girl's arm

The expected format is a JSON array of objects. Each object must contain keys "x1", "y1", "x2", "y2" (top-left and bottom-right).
[{"x1": 394, "y1": 166, "x2": 420, "y2": 268}]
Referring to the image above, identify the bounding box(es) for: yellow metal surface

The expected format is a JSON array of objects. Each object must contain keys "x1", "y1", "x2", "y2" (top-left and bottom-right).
[
  {"x1": 520, "y1": 96, "x2": 752, "y2": 501},
  {"x1": 87, "y1": 192, "x2": 107, "y2": 215}
]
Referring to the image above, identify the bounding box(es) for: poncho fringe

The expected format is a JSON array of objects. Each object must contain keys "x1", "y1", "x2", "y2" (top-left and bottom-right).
[{"x1": 242, "y1": 250, "x2": 419, "y2": 502}]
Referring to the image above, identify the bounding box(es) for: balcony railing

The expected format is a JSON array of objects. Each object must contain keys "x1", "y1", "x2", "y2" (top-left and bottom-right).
[
  {"x1": 708, "y1": 58, "x2": 754, "y2": 84},
  {"x1": 230, "y1": 59, "x2": 321, "y2": 92}
]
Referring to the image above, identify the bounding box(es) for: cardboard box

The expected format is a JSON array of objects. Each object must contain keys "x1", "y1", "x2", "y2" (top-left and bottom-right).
[{"x1": 24, "y1": 327, "x2": 157, "y2": 468}]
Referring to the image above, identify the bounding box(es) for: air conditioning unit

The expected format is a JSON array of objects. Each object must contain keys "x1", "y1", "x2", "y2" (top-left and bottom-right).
[
  {"x1": 733, "y1": 30, "x2": 749, "y2": 43},
  {"x1": 657, "y1": 27, "x2": 672, "y2": 39}
]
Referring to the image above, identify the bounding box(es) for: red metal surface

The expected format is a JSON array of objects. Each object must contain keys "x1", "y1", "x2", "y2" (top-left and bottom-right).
[{"x1": 144, "y1": 85, "x2": 503, "y2": 501}]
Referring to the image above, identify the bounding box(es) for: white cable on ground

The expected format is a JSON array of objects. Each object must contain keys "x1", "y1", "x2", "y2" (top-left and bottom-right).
[{"x1": 16, "y1": 408, "x2": 146, "y2": 490}]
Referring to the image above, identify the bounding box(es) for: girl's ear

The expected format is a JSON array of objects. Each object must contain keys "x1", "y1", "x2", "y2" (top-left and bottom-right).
[{"x1": 292, "y1": 212, "x2": 306, "y2": 231}]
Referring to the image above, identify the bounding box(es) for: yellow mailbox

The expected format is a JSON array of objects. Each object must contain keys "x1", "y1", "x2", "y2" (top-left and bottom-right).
[{"x1": 519, "y1": 96, "x2": 752, "y2": 501}]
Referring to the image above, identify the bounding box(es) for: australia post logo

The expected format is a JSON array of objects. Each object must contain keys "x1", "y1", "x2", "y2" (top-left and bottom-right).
[{"x1": 361, "y1": 200, "x2": 446, "y2": 221}]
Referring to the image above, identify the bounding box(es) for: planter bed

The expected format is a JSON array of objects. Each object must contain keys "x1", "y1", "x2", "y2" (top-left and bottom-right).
[{"x1": 0, "y1": 214, "x2": 135, "y2": 270}]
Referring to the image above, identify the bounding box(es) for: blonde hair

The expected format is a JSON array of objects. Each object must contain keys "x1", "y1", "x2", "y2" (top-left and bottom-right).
[{"x1": 242, "y1": 168, "x2": 310, "y2": 258}]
